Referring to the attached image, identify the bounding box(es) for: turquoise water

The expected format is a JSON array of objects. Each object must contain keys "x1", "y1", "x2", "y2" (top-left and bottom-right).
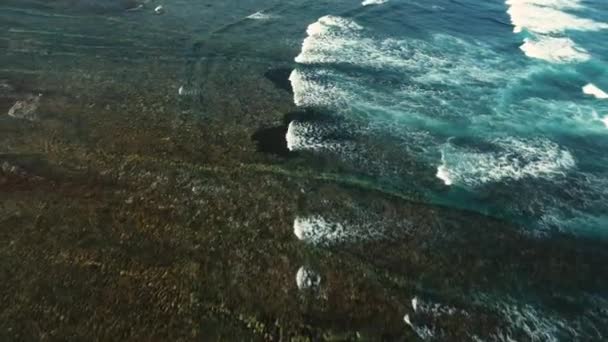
[
  {"x1": 286, "y1": 0, "x2": 608, "y2": 237},
  {"x1": 282, "y1": 2, "x2": 608, "y2": 338}
]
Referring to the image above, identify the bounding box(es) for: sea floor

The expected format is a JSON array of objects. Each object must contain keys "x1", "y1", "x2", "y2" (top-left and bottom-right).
[{"x1": 1, "y1": 1, "x2": 608, "y2": 341}]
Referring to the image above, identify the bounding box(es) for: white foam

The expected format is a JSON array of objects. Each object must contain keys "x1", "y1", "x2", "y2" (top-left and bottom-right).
[
  {"x1": 296, "y1": 15, "x2": 512, "y2": 88},
  {"x1": 305, "y1": 15, "x2": 362, "y2": 37},
  {"x1": 286, "y1": 121, "x2": 325, "y2": 151},
  {"x1": 292, "y1": 33, "x2": 509, "y2": 112},
  {"x1": 403, "y1": 314, "x2": 436, "y2": 341},
  {"x1": 582, "y1": 83, "x2": 608, "y2": 99},
  {"x1": 288, "y1": 69, "x2": 343, "y2": 108},
  {"x1": 436, "y1": 153, "x2": 453, "y2": 186},
  {"x1": 295, "y1": 16, "x2": 418, "y2": 70},
  {"x1": 294, "y1": 16, "x2": 367, "y2": 66},
  {"x1": 505, "y1": 0, "x2": 607, "y2": 63},
  {"x1": 590, "y1": 110, "x2": 608, "y2": 129},
  {"x1": 285, "y1": 120, "x2": 348, "y2": 153},
  {"x1": 246, "y1": 11, "x2": 274, "y2": 20},
  {"x1": 506, "y1": 0, "x2": 582, "y2": 8},
  {"x1": 506, "y1": 0, "x2": 608, "y2": 34},
  {"x1": 413, "y1": 297, "x2": 462, "y2": 317},
  {"x1": 293, "y1": 216, "x2": 348, "y2": 245},
  {"x1": 177, "y1": 85, "x2": 199, "y2": 96},
  {"x1": 408, "y1": 324, "x2": 436, "y2": 340},
  {"x1": 293, "y1": 212, "x2": 412, "y2": 246},
  {"x1": 520, "y1": 36, "x2": 590, "y2": 63},
  {"x1": 437, "y1": 137, "x2": 575, "y2": 187},
  {"x1": 362, "y1": 0, "x2": 388, "y2": 6},
  {"x1": 403, "y1": 297, "x2": 468, "y2": 340},
  {"x1": 295, "y1": 266, "x2": 321, "y2": 290}
]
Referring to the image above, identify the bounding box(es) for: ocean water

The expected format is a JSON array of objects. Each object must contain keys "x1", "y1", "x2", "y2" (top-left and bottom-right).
[
  {"x1": 278, "y1": 0, "x2": 608, "y2": 339},
  {"x1": 285, "y1": 0, "x2": 608, "y2": 237},
  {"x1": 2, "y1": 0, "x2": 608, "y2": 340}
]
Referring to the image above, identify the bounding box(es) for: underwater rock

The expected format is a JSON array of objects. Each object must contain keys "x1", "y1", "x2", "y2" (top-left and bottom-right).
[{"x1": 8, "y1": 94, "x2": 41, "y2": 121}]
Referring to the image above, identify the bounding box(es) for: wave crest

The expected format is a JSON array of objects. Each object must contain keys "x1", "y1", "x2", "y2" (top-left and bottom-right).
[{"x1": 437, "y1": 137, "x2": 575, "y2": 187}]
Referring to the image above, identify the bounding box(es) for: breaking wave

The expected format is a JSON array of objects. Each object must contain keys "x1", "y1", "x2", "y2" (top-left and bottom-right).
[
  {"x1": 505, "y1": 0, "x2": 608, "y2": 63},
  {"x1": 436, "y1": 137, "x2": 575, "y2": 187}
]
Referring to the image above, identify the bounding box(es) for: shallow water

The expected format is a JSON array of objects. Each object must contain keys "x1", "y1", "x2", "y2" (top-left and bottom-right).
[{"x1": 1, "y1": 0, "x2": 608, "y2": 340}]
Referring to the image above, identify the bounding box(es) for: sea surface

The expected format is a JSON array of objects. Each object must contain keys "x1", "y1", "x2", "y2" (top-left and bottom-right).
[
  {"x1": 285, "y1": 0, "x2": 608, "y2": 237},
  {"x1": 2, "y1": 0, "x2": 608, "y2": 340}
]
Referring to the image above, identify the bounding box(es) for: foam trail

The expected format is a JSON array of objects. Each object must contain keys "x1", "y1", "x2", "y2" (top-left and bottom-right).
[
  {"x1": 437, "y1": 138, "x2": 575, "y2": 187},
  {"x1": 286, "y1": 121, "x2": 326, "y2": 151},
  {"x1": 583, "y1": 83, "x2": 608, "y2": 99},
  {"x1": 247, "y1": 11, "x2": 274, "y2": 20},
  {"x1": 362, "y1": 0, "x2": 388, "y2": 6},
  {"x1": 293, "y1": 211, "x2": 413, "y2": 246},
  {"x1": 293, "y1": 216, "x2": 349, "y2": 245},
  {"x1": 285, "y1": 120, "x2": 348, "y2": 153}
]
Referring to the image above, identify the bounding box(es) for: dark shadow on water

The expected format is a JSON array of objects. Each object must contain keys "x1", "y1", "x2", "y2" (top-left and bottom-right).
[
  {"x1": 264, "y1": 67, "x2": 294, "y2": 94},
  {"x1": 251, "y1": 125, "x2": 291, "y2": 157}
]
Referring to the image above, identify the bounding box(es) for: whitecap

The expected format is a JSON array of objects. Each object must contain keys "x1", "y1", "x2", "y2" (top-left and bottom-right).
[
  {"x1": 293, "y1": 216, "x2": 348, "y2": 245},
  {"x1": 285, "y1": 120, "x2": 341, "y2": 152},
  {"x1": 582, "y1": 83, "x2": 608, "y2": 99},
  {"x1": 505, "y1": 0, "x2": 607, "y2": 63},
  {"x1": 288, "y1": 69, "x2": 344, "y2": 107},
  {"x1": 293, "y1": 212, "x2": 412, "y2": 246},
  {"x1": 412, "y1": 297, "x2": 419, "y2": 312},
  {"x1": 520, "y1": 36, "x2": 590, "y2": 63},
  {"x1": 505, "y1": 0, "x2": 608, "y2": 34},
  {"x1": 294, "y1": 16, "x2": 398, "y2": 69},
  {"x1": 362, "y1": 0, "x2": 388, "y2": 6},
  {"x1": 437, "y1": 137, "x2": 575, "y2": 187},
  {"x1": 246, "y1": 11, "x2": 274, "y2": 20},
  {"x1": 436, "y1": 163, "x2": 453, "y2": 186},
  {"x1": 177, "y1": 85, "x2": 199, "y2": 96}
]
